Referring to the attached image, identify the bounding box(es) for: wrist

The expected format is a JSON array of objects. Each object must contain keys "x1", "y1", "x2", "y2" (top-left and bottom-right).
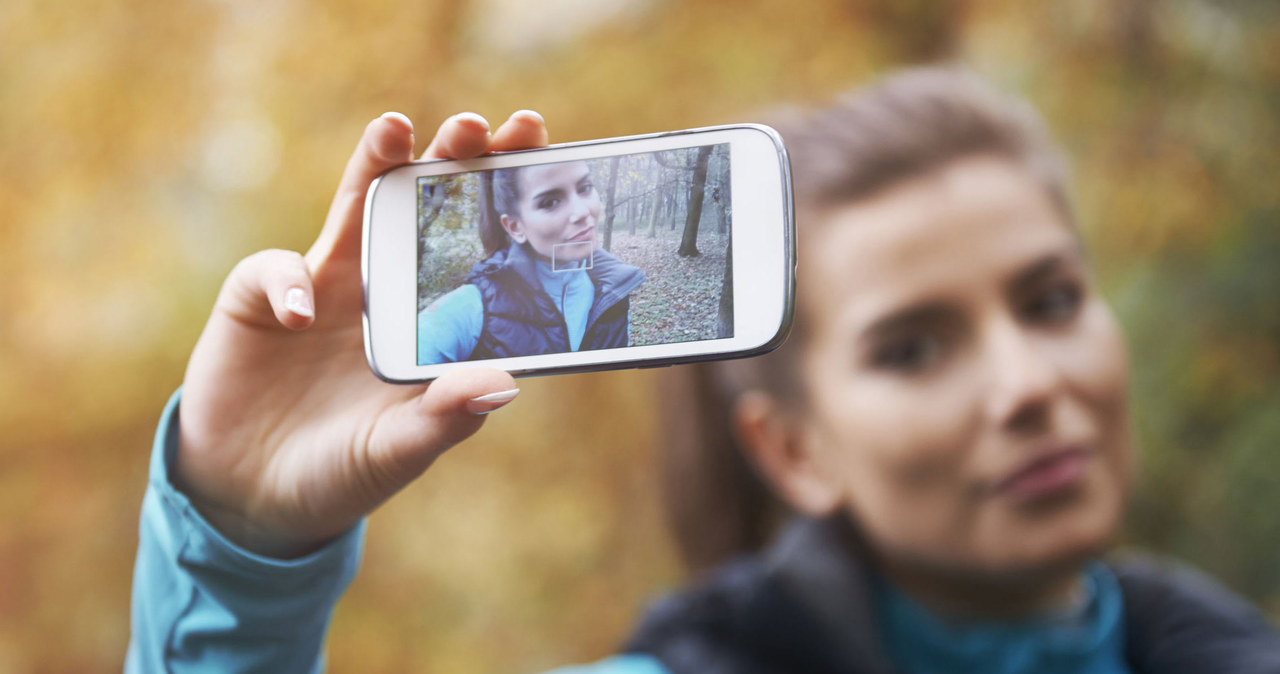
[
  {"x1": 177, "y1": 485, "x2": 333, "y2": 559},
  {"x1": 172, "y1": 417, "x2": 340, "y2": 559},
  {"x1": 168, "y1": 452, "x2": 331, "y2": 559}
]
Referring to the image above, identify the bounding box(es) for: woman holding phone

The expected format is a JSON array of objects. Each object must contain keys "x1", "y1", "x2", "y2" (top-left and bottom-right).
[
  {"x1": 128, "y1": 70, "x2": 1280, "y2": 672},
  {"x1": 416, "y1": 158, "x2": 645, "y2": 365}
]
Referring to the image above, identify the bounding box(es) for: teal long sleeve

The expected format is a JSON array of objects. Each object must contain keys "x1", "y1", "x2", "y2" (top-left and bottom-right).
[
  {"x1": 127, "y1": 390, "x2": 668, "y2": 674},
  {"x1": 126, "y1": 390, "x2": 365, "y2": 673}
]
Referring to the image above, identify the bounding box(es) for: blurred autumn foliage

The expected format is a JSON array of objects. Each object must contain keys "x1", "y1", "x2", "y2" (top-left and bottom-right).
[{"x1": 1, "y1": 0, "x2": 1278, "y2": 671}]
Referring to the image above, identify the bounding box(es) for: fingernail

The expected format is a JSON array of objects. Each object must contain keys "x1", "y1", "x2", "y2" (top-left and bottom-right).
[
  {"x1": 510, "y1": 109, "x2": 544, "y2": 124},
  {"x1": 379, "y1": 111, "x2": 413, "y2": 130},
  {"x1": 467, "y1": 388, "x2": 519, "y2": 415},
  {"x1": 285, "y1": 287, "x2": 314, "y2": 318},
  {"x1": 453, "y1": 111, "x2": 490, "y2": 131}
]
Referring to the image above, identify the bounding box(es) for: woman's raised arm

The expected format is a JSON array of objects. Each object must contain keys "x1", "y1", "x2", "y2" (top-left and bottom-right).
[{"x1": 128, "y1": 110, "x2": 549, "y2": 672}]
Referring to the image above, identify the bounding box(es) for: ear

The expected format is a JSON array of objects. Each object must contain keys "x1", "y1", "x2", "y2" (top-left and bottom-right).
[
  {"x1": 734, "y1": 390, "x2": 842, "y2": 517},
  {"x1": 499, "y1": 214, "x2": 527, "y2": 244}
]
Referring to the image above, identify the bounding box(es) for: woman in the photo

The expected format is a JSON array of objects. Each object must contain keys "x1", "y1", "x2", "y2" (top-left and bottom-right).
[
  {"x1": 639, "y1": 69, "x2": 1280, "y2": 671},
  {"x1": 129, "y1": 71, "x2": 1280, "y2": 673},
  {"x1": 417, "y1": 159, "x2": 646, "y2": 364}
]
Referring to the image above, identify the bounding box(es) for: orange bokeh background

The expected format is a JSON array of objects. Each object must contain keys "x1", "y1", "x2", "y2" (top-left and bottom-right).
[{"x1": 2, "y1": 1, "x2": 1278, "y2": 670}]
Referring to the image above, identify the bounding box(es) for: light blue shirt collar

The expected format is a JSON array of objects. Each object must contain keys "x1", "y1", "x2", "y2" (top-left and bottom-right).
[{"x1": 534, "y1": 257, "x2": 595, "y2": 351}]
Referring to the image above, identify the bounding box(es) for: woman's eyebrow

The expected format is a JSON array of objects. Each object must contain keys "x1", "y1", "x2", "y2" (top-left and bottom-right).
[
  {"x1": 1006, "y1": 246, "x2": 1084, "y2": 290},
  {"x1": 532, "y1": 187, "x2": 565, "y2": 202},
  {"x1": 859, "y1": 301, "x2": 958, "y2": 344},
  {"x1": 855, "y1": 247, "x2": 1085, "y2": 343}
]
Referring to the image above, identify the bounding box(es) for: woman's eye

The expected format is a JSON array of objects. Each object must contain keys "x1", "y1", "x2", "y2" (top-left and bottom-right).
[
  {"x1": 1024, "y1": 284, "x2": 1082, "y2": 324},
  {"x1": 578, "y1": 181, "x2": 594, "y2": 195},
  {"x1": 872, "y1": 335, "x2": 943, "y2": 373},
  {"x1": 537, "y1": 197, "x2": 561, "y2": 210}
]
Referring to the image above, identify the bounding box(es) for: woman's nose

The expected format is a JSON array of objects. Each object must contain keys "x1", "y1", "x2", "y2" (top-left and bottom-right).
[
  {"x1": 568, "y1": 194, "x2": 591, "y2": 222},
  {"x1": 984, "y1": 318, "x2": 1062, "y2": 434}
]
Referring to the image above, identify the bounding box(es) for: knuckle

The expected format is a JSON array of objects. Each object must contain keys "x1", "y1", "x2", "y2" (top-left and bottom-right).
[
  {"x1": 230, "y1": 249, "x2": 308, "y2": 288},
  {"x1": 280, "y1": 248, "x2": 308, "y2": 270},
  {"x1": 241, "y1": 248, "x2": 283, "y2": 269},
  {"x1": 228, "y1": 251, "x2": 266, "y2": 281}
]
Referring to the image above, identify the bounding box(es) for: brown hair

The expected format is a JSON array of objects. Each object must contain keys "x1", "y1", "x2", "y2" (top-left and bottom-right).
[
  {"x1": 478, "y1": 168, "x2": 525, "y2": 256},
  {"x1": 658, "y1": 65, "x2": 1073, "y2": 575}
]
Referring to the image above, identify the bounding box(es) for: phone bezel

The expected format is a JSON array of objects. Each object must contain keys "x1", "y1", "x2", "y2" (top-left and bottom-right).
[{"x1": 363, "y1": 123, "x2": 795, "y2": 383}]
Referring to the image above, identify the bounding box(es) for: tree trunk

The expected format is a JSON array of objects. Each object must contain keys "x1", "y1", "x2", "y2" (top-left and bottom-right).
[
  {"x1": 671, "y1": 184, "x2": 682, "y2": 231},
  {"x1": 717, "y1": 236, "x2": 733, "y2": 338},
  {"x1": 678, "y1": 146, "x2": 712, "y2": 257},
  {"x1": 714, "y1": 150, "x2": 729, "y2": 234},
  {"x1": 602, "y1": 155, "x2": 620, "y2": 251},
  {"x1": 664, "y1": 182, "x2": 675, "y2": 231},
  {"x1": 647, "y1": 175, "x2": 663, "y2": 238},
  {"x1": 418, "y1": 182, "x2": 446, "y2": 238}
]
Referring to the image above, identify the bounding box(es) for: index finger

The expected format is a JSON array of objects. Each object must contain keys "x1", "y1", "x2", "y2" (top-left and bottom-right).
[
  {"x1": 421, "y1": 112, "x2": 494, "y2": 160},
  {"x1": 488, "y1": 110, "x2": 549, "y2": 152}
]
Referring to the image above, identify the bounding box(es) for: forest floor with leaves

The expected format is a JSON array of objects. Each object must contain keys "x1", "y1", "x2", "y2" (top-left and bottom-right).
[{"x1": 608, "y1": 229, "x2": 730, "y2": 347}]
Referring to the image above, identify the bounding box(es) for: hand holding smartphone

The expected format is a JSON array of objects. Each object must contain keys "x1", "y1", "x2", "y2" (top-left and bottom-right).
[
  {"x1": 172, "y1": 112, "x2": 543, "y2": 558},
  {"x1": 363, "y1": 125, "x2": 796, "y2": 382}
]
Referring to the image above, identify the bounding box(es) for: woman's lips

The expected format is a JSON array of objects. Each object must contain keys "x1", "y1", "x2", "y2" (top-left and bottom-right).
[
  {"x1": 566, "y1": 227, "x2": 595, "y2": 243},
  {"x1": 993, "y1": 446, "x2": 1092, "y2": 503}
]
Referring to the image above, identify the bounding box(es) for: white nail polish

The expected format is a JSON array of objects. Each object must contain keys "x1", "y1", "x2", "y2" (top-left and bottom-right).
[
  {"x1": 467, "y1": 388, "x2": 520, "y2": 415},
  {"x1": 380, "y1": 111, "x2": 413, "y2": 130},
  {"x1": 453, "y1": 111, "x2": 490, "y2": 131},
  {"x1": 285, "y1": 287, "x2": 314, "y2": 318}
]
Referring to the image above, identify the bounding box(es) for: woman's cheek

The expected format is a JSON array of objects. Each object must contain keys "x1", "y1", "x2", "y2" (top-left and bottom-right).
[
  {"x1": 803, "y1": 341, "x2": 973, "y2": 493},
  {"x1": 1051, "y1": 302, "x2": 1131, "y2": 433},
  {"x1": 1078, "y1": 302, "x2": 1134, "y2": 483},
  {"x1": 532, "y1": 213, "x2": 561, "y2": 244},
  {"x1": 841, "y1": 374, "x2": 980, "y2": 494},
  {"x1": 1029, "y1": 300, "x2": 1133, "y2": 520}
]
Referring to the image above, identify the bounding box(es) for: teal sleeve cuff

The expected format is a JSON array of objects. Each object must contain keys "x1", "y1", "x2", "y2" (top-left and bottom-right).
[
  {"x1": 541, "y1": 654, "x2": 670, "y2": 674},
  {"x1": 127, "y1": 388, "x2": 366, "y2": 673}
]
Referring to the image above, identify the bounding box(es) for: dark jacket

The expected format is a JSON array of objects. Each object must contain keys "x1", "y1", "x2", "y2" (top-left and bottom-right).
[
  {"x1": 626, "y1": 516, "x2": 1280, "y2": 673},
  {"x1": 464, "y1": 242, "x2": 646, "y2": 360}
]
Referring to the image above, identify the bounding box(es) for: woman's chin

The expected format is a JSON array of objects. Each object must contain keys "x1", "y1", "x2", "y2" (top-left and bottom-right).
[
  {"x1": 547, "y1": 239, "x2": 595, "y2": 265},
  {"x1": 985, "y1": 496, "x2": 1122, "y2": 579}
]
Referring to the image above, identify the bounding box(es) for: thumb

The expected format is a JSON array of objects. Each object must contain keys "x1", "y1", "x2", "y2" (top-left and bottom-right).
[{"x1": 365, "y1": 368, "x2": 519, "y2": 488}]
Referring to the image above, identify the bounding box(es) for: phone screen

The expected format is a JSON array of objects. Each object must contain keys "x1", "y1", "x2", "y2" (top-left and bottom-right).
[{"x1": 415, "y1": 144, "x2": 733, "y2": 366}]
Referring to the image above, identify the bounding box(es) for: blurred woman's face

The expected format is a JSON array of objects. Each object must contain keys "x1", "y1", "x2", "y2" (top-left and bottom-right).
[
  {"x1": 797, "y1": 156, "x2": 1133, "y2": 584},
  {"x1": 501, "y1": 161, "x2": 601, "y2": 263}
]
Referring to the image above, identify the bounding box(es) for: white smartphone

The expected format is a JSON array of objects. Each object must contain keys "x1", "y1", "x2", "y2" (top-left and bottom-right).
[{"x1": 362, "y1": 124, "x2": 794, "y2": 383}]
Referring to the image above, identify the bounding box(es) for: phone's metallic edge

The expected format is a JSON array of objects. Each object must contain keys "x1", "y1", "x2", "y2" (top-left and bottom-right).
[
  {"x1": 362, "y1": 123, "x2": 796, "y2": 383},
  {"x1": 362, "y1": 173, "x2": 393, "y2": 383}
]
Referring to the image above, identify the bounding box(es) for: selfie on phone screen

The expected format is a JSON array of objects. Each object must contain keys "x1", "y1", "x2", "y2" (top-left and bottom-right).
[{"x1": 414, "y1": 146, "x2": 733, "y2": 365}]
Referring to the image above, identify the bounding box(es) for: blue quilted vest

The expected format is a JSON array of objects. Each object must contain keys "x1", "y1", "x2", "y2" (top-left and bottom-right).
[{"x1": 464, "y1": 242, "x2": 646, "y2": 360}]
